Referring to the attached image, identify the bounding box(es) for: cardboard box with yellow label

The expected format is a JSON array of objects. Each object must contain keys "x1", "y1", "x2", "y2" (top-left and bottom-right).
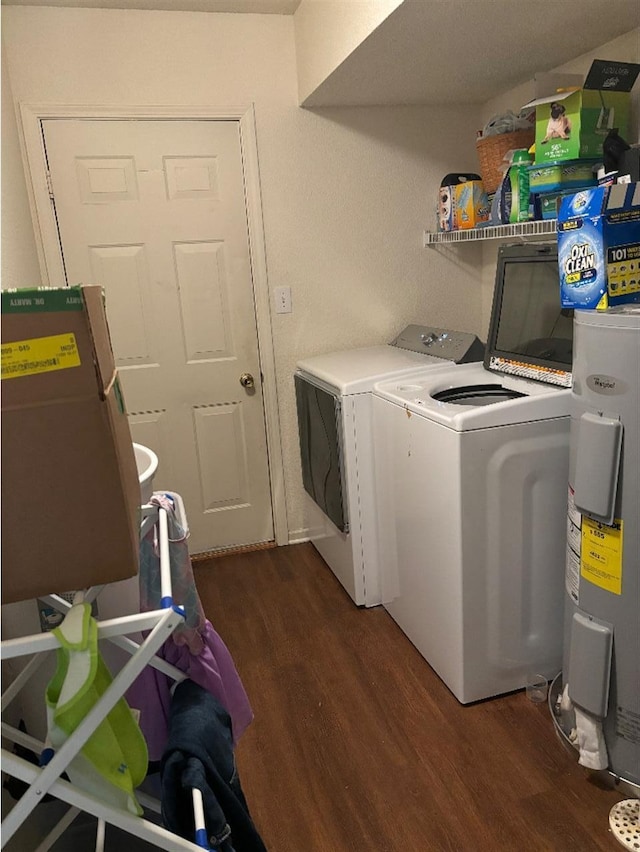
[{"x1": 1, "y1": 286, "x2": 140, "y2": 604}]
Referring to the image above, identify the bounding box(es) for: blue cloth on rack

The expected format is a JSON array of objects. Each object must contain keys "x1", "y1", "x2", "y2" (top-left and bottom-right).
[{"x1": 161, "y1": 679, "x2": 267, "y2": 852}]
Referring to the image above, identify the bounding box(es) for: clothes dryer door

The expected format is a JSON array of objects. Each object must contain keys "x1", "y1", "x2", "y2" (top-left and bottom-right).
[{"x1": 294, "y1": 374, "x2": 348, "y2": 533}]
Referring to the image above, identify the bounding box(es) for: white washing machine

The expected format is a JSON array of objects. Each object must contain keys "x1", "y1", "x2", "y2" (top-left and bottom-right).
[
  {"x1": 295, "y1": 325, "x2": 484, "y2": 606},
  {"x1": 373, "y1": 243, "x2": 575, "y2": 702}
]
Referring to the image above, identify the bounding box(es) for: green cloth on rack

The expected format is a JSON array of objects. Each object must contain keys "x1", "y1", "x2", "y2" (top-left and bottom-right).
[{"x1": 46, "y1": 602, "x2": 148, "y2": 816}]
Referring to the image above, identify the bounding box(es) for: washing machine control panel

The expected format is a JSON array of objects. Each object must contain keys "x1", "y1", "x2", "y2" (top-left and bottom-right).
[
  {"x1": 421, "y1": 332, "x2": 439, "y2": 346},
  {"x1": 392, "y1": 324, "x2": 484, "y2": 364}
]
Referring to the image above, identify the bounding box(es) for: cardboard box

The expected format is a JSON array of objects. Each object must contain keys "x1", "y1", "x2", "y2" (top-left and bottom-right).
[
  {"x1": 527, "y1": 159, "x2": 598, "y2": 195},
  {"x1": 437, "y1": 175, "x2": 489, "y2": 231},
  {"x1": 523, "y1": 60, "x2": 640, "y2": 165},
  {"x1": 557, "y1": 182, "x2": 640, "y2": 310},
  {"x1": 532, "y1": 188, "x2": 589, "y2": 221},
  {"x1": 1, "y1": 286, "x2": 140, "y2": 604},
  {"x1": 454, "y1": 180, "x2": 490, "y2": 230},
  {"x1": 532, "y1": 189, "x2": 567, "y2": 220}
]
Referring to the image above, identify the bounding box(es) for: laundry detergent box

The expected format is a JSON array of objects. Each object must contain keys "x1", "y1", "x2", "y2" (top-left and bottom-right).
[
  {"x1": 557, "y1": 182, "x2": 640, "y2": 310},
  {"x1": 523, "y1": 60, "x2": 640, "y2": 165},
  {"x1": 1, "y1": 285, "x2": 140, "y2": 604}
]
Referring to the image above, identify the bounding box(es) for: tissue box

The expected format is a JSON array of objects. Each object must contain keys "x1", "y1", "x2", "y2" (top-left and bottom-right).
[
  {"x1": 1, "y1": 286, "x2": 140, "y2": 603},
  {"x1": 523, "y1": 60, "x2": 640, "y2": 165},
  {"x1": 557, "y1": 182, "x2": 640, "y2": 309}
]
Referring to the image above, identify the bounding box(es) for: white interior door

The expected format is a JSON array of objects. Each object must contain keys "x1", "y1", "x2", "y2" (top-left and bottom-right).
[{"x1": 41, "y1": 118, "x2": 274, "y2": 553}]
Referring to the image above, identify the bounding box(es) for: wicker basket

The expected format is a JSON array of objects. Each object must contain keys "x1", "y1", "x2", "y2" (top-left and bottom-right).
[{"x1": 476, "y1": 129, "x2": 535, "y2": 194}]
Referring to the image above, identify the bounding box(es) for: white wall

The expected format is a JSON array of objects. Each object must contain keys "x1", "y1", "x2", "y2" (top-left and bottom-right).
[
  {"x1": 1, "y1": 6, "x2": 483, "y2": 543},
  {"x1": 294, "y1": 0, "x2": 403, "y2": 104},
  {"x1": 1, "y1": 43, "x2": 42, "y2": 289}
]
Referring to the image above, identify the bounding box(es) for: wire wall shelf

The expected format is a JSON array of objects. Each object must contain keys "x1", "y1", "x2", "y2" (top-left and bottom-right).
[{"x1": 424, "y1": 220, "x2": 558, "y2": 247}]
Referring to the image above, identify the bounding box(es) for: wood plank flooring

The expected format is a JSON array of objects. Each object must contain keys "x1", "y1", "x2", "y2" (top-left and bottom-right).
[{"x1": 194, "y1": 542, "x2": 626, "y2": 852}]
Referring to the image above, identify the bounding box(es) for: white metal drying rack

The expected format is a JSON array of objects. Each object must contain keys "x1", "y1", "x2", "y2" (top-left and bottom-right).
[{"x1": 1, "y1": 495, "x2": 212, "y2": 851}]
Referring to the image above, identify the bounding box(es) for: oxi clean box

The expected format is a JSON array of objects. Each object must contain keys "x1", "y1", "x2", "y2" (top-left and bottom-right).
[{"x1": 557, "y1": 182, "x2": 640, "y2": 310}]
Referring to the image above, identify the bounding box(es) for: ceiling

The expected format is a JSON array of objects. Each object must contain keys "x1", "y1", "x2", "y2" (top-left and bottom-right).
[
  {"x1": 2, "y1": 0, "x2": 638, "y2": 105},
  {"x1": 303, "y1": 0, "x2": 640, "y2": 106},
  {"x1": 0, "y1": 0, "x2": 301, "y2": 12}
]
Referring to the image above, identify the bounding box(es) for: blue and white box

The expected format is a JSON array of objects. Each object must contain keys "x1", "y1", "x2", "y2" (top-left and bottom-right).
[{"x1": 557, "y1": 182, "x2": 640, "y2": 309}]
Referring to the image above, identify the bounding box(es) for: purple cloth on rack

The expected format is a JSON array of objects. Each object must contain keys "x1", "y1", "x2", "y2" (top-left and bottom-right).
[
  {"x1": 128, "y1": 493, "x2": 253, "y2": 762},
  {"x1": 127, "y1": 621, "x2": 254, "y2": 763}
]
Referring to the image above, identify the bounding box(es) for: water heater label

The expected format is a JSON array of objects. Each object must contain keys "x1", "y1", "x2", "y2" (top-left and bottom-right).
[
  {"x1": 566, "y1": 486, "x2": 581, "y2": 604},
  {"x1": 581, "y1": 516, "x2": 623, "y2": 595},
  {"x1": 567, "y1": 516, "x2": 581, "y2": 554},
  {"x1": 566, "y1": 544, "x2": 580, "y2": 605},
  {"x1": 567, "y1": 485, "x2": 581, "y2": 528},
  {"x1": 616, "y1": 706, "x2": 640, "y2": 745}
]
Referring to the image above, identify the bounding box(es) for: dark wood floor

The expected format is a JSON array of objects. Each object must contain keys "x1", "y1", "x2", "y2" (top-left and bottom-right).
[{"x1": 194, "y1": 543, "x2": 625, "y2": 852}]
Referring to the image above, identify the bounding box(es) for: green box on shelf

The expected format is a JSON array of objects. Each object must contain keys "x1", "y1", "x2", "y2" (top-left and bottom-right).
[
  {"x1": 527, "y1": 160, "x2": 598, "y2": 194},
  {"x1": 532, "y1": 190, "x2": 568, "y2": 221},
  {"x1": 523, "y1": 60, "x2": 640, "y2": 165}
]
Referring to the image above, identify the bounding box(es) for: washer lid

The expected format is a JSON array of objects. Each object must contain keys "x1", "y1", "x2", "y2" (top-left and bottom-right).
[
  {"x1": 374, "y1": 362, "x2": 572, "y2": 431},
  {"x1": 431, "y1": 383, "x2": 527, "y2": 406},
  {"x1": 296, "y1": 345, "x2": 444, "y2": 394}
]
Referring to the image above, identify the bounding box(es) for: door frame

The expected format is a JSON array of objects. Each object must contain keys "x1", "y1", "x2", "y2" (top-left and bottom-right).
[{"x1": 18, "y1": 102, "x2": 288, "y2": 547}]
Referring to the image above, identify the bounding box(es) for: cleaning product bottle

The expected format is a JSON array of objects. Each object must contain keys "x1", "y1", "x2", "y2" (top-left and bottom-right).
[{"x1": 500, "y1": 148, "x2": 534, "y2": 224}]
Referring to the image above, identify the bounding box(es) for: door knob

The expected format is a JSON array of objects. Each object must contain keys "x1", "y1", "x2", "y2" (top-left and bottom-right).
[{"x1": 239, "y1": 372, "x2": 255, "y2": 388}]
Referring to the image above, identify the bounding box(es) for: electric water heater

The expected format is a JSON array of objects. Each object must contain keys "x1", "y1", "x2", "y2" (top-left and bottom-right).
[{"x1": 561, "y1": 306, "x2": 639, "y2": 789}]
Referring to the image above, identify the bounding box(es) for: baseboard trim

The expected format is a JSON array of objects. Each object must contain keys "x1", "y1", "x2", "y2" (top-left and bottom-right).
[
  {"x1": 191, "y1": 540, "x2": 277, "y2": 561},
  {"x1": 287, "y1": 531, "x2": 311, "y2": 545}
]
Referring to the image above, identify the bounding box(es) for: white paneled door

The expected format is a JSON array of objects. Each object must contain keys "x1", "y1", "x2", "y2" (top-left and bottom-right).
[{"x1": 42, "y1": 119, "x2": 274, "y2": 552}]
